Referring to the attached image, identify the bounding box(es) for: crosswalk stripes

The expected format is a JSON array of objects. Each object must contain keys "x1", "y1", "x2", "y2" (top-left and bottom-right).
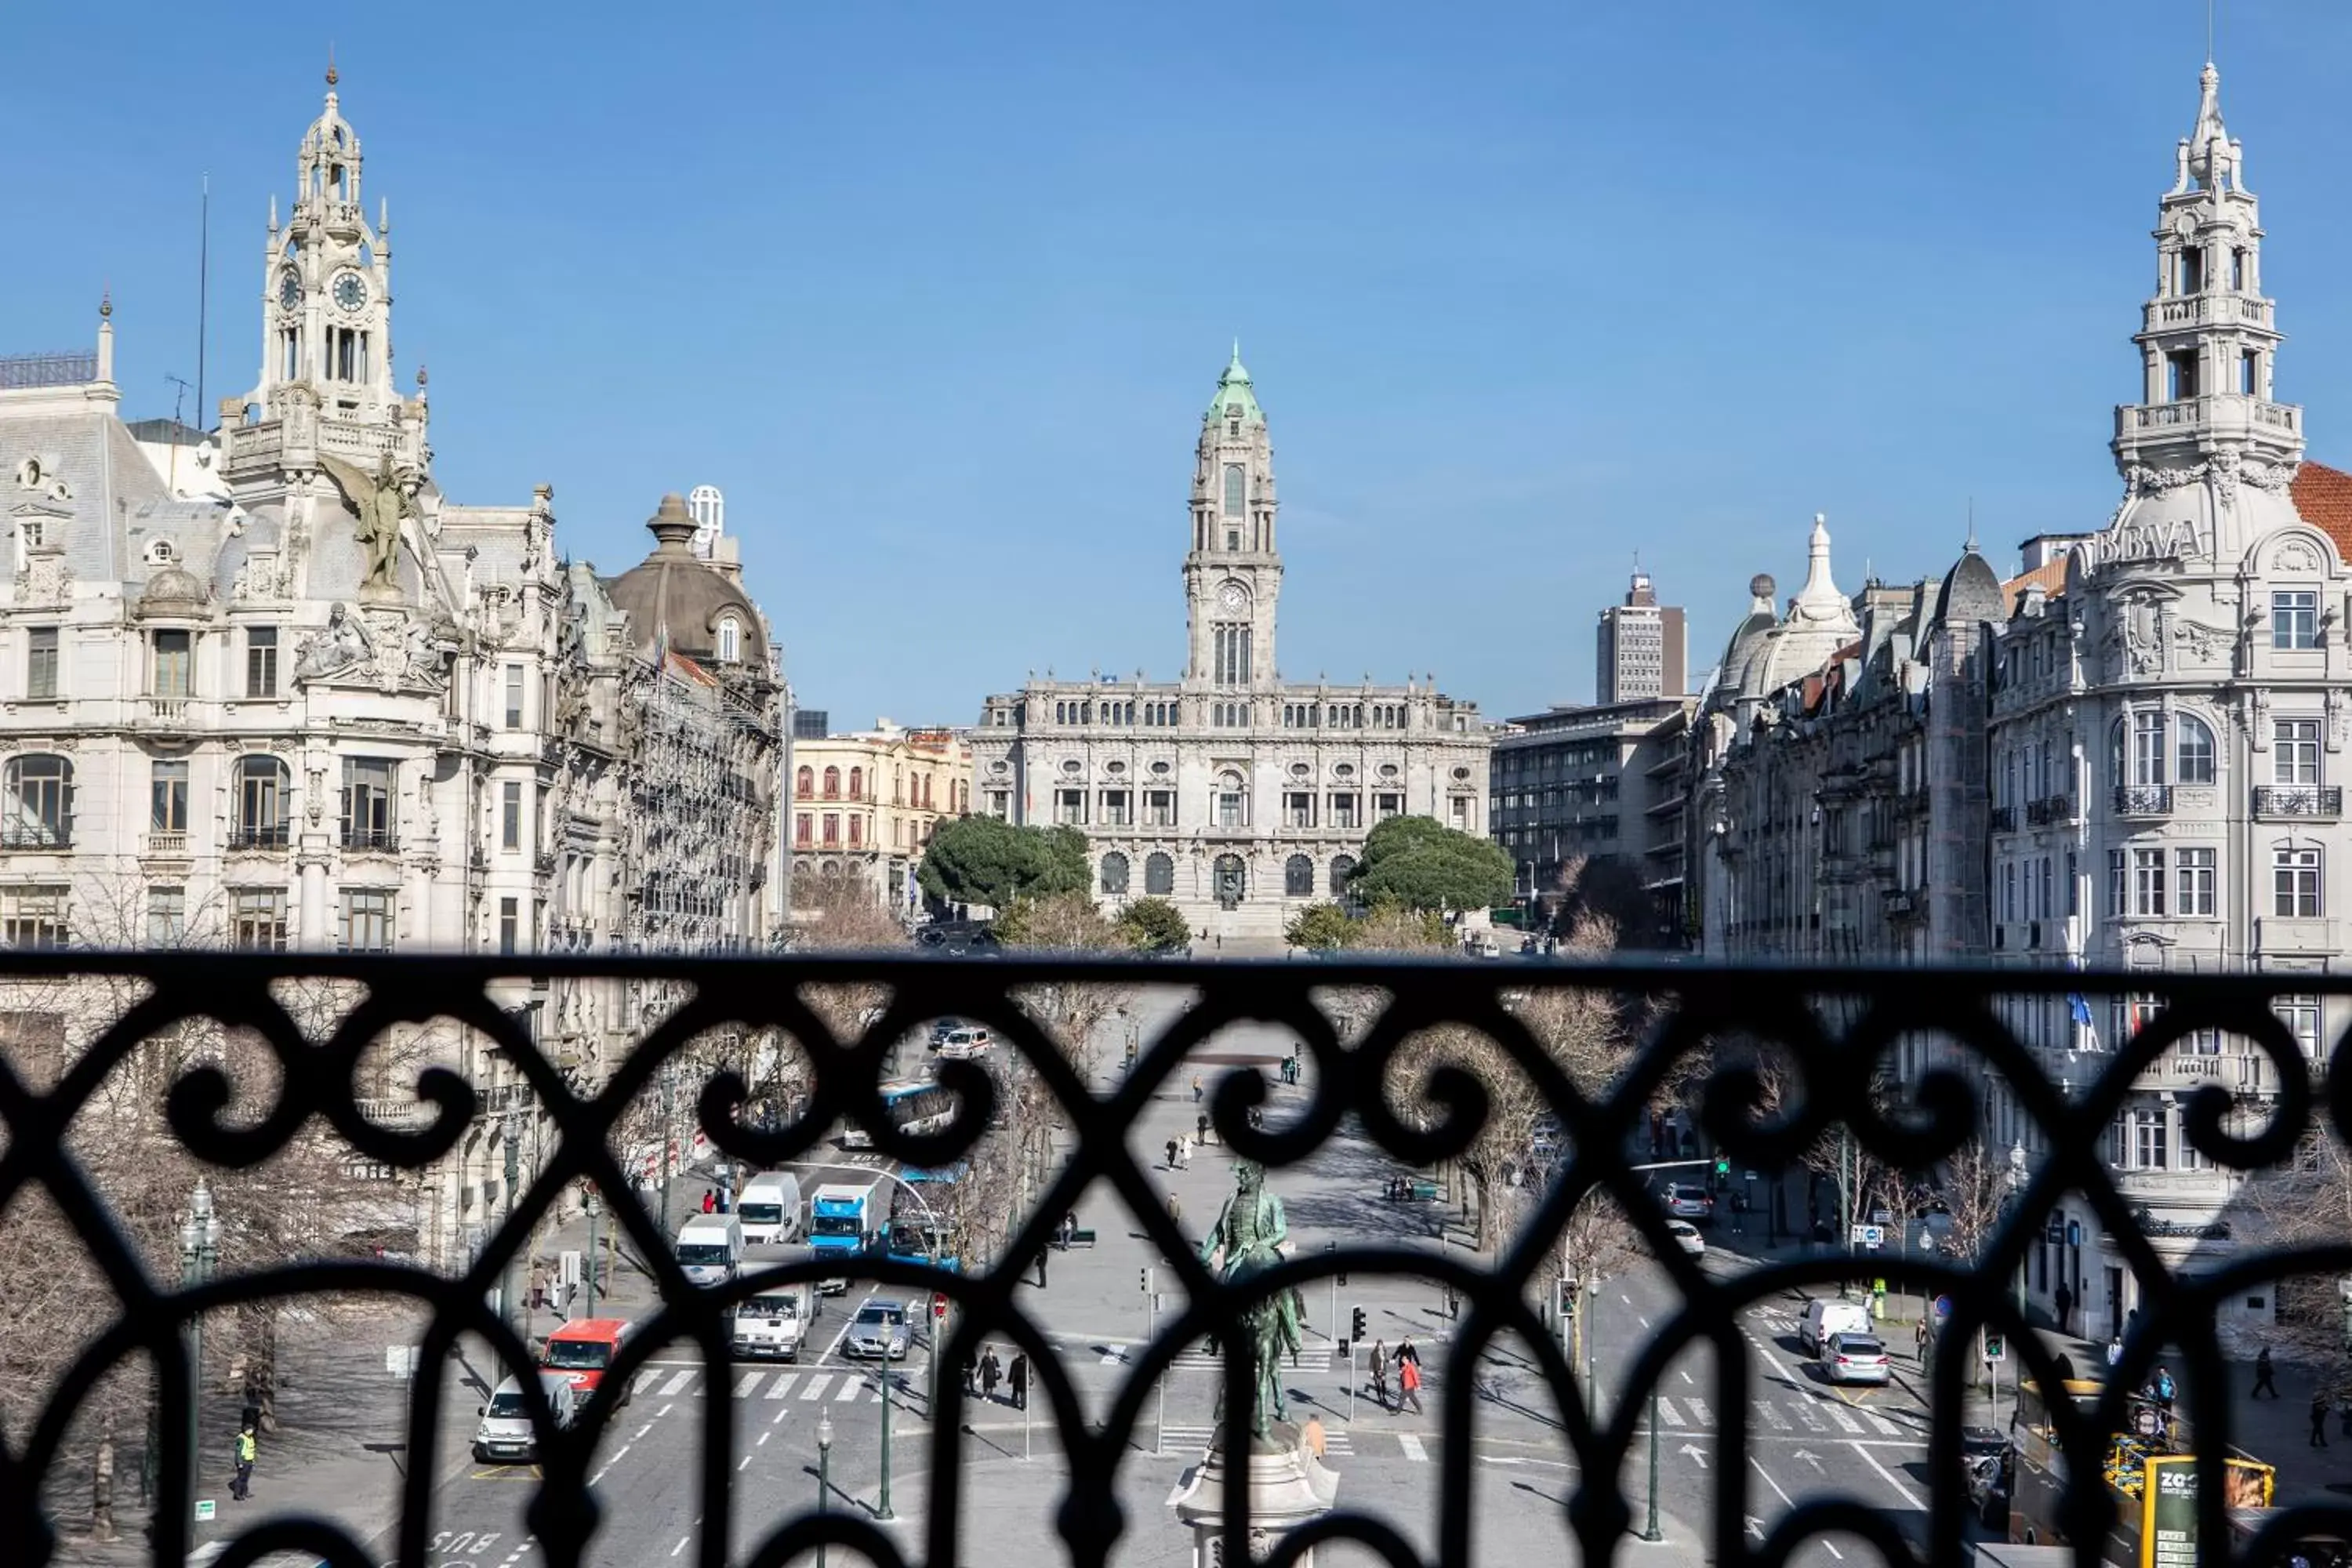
[
  {"x1": 735, "y1": 1371, "x2": 763, "y2": 1396},
  {"x1": 1397, "y1": 1433, "x2": 1428, "y2": 1463},
  {"x1": 1823, "y1": 1402, "x2": 1862, "y2": 1434},
  {"x1": 800, "y1": 1373, "x2": 834, "y2": 1402},
  {"x1": 766, "y1": 1373, "x2": 799, "y2": 1399},
  {"x1": 1751, "y1": 1399, "x2": 1790, "y2": 1431},
  {"x1": 659, "y1": 1369, "x2": 696, "y2": 1397},
  {"x1": 1792, "y1": 1403, "x2": 1827, "y2": 1432},
  {"x1": 1686, "y1": 1398, "x2": 1712, "y2": 1427},
  {"x1": 1866, "y1": 1410, "x2": 1903, "y2": 1436},
  {"x1": 1158, "y1": 1422, "x2": 1354, "y2": 1455},
  {"x1": 1656, "y1": 1396, "x2": 1686, "y2": 1427},
  {"x1": 1166, "y1": 1350, "x2": 1334, "y2": 1374}
]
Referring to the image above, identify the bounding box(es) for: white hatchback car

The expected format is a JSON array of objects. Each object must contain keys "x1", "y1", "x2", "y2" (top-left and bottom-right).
[
  {"x1": 1664, "y1": 1220, "x2": 1705, "y2": 1256},
  {"x1": 936, "y1": 1026, "x2": 993, "y2": 1061}
]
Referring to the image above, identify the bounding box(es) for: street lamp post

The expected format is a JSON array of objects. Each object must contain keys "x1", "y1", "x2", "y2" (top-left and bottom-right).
[
  {"x1": 180, "y1": 1180, "x2": 219, "y2": 1519},
  {"x1": 2008, "y1": 1141, "x2": 2028, "y2": 1417},
  {"x1": 583, "y1": 1192, "x2": 602, "y2": 1319},
  {"x1": 816, "y1": 1406, "x2": 833, "y2": 1568},
  {"x1": 876, "y1": 1364, "x2": 894, "y2": 1520},
  {"x1": 1642, "y1": 1385, "x2": 1663, "y2": 1541},
  {"x1": 500, "y1": 1111, "x2": 524, "y2": 1343}
]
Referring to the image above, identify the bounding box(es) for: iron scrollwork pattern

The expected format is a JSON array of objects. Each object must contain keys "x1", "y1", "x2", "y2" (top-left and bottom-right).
[{"x1": 0, "y1": 952, "x2": 2347, "y2": 1568}]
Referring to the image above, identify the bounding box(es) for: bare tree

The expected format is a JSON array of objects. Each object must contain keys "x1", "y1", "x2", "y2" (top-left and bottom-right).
[{"x1": 2226, "y1": 1127, "x2": 2352, "y2": 1391}]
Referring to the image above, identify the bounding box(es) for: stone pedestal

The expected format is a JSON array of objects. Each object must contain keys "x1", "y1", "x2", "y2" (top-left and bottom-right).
[{"x1": 1173, "y1": 1421, "x2": 1340, "y2": 1568}]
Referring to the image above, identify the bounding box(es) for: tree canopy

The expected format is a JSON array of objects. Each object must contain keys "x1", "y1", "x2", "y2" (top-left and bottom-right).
[
  {"x1": 1114, "y1": 897, "x2": 1192, "y2": 953},
  {"x1": 1283, "y1": 902, "x2": 1358, "y2": 951},
  {"x1": 1347, "y1": 815, "x2": 1515, "y2": 913},
  {"x1": 916, "y1": 817, "x2": 1090, "y2": 910}
]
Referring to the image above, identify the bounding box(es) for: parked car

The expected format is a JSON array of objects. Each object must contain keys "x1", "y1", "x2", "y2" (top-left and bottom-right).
[
  {"x1": 474, "y1": 1371, "x2": 578, "y2": 1464},
  {"x1": 845, "y1": 1299, "x2": 911, "y2": 1360},
  {"x1": 1662, "y1": 1183, "x2": 1715, "y2": 1222},
  {"x1": 1823, "y1": 1331, "x2": 1891, "y2": 1385},
  {"x1": 1665, "y1": 1220, "x2": 1705, "y2": 1256},
  {"x1": 1800, "y1": 1297, "x2": 1871, "y2": 1355}
]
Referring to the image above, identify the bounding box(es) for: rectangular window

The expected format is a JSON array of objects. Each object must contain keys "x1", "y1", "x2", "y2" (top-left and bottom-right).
[
  {"x1": 499, "y1": 896, "x2": 519, "y2": 956},
  {"x1": 2131, "y1": 848, "x2": 2166, "y2": 916},
  {"x1": 504, "y1": 665, "x2": 525, "y2": 729},
  {"x1": 985, "y1": 790, "x2": 1009, "y2": 819},
  {"x1": 341, "y1": 758, "x2": 397, "y2": 850},
  {"x1": 2273, "y1": 590, "x2": 2319, "y2": 650},
  {"x1": 1213, "y1": 625, "x2": 1253, "y2": 685},
  {"x1": 1217, "y1": 790, "x2": 1246, "y2": 829},
  {"x1": 1145, "y1": 789, "x2": 1175, "y2": 827},
  {"x1": 230, "y1": 888, "x2": 289, "y2": 951},
  {"x1": 2166, "y1": 350, "x2": 2198, "y2": 401},
  {"x1": 1056, "y1": 789, "x2": 1087, "y2": 826},
  {"x1": 2132, "y1": 711, "x2": 2168, "y2": 786},
  {"x1": 1101, "y1": 789, "x2": 1131, "y2": 826},
  {"x1": 151, "y1": 629, "x2": 192, "y2": 699},
  {"x1": 848, "y1": 815, "x2": 863, "y2": 847},
  {"x1": 2241, "y1": 350, "x2": 2259, "y2": 396},
  {"x1": 1330, "y1": 793, "x2": 1359, "y2": 830},
  {"x1": 0, "y1": 885, "x2": 68, "y2": 949},
  {"x1": 2000, "y1": 861, "x2": 2017, "y2": 923},
  {"x1": 501, "y1": 779, "x2": 523, "y2": 851},
  {"x1": 1285, "y1": 792, "x2": 1314, "y2": 829},
  {"x1": 2278, "y1": 995, "x2": 2322, "y2": 1057},
  {"x1": 2134, "y1": 1107, "x2": 2168, "y2": 1171},
  {"x1": 2176, "y1": 847, "x2": 2216, "y2": 916},
  {"x1": 25, "y1": 626, "x2": 57, "y2": 701},
  {"x1": 1376, "y1": 792, "x2": 1403, "y2": 821},
  {"x1": 340, "y1": 887, "x2": 394, "y2": 953},
  {"x1": 146, "y1": 886, "x2": 186, "y2": 947},
  {"x1": 2176, "y1": 248, "x2": 2204, "y2": 294},
  {"x1": 2108, "y1": 849, "x2": 2126, "y2": 919},
  {"x1": 2274, "y1": 719, "x2": 2321, "y2": 785},
  {"x1": 2274, "y1": 844, "x2": 2322, "y2": 917},
  {"x1": 1222, "y1": 463, "x2": 1245, "y2": 518},
  {"x1": 151, "y1": 760, "x2": 189, "y2": 834},
  {"x1": 245, "y1": 626, "x2": 279, "y2": 699},
  {"x1": 2230, "y1": 247, "x2": 2246, "y2": 289},
  {"x1": 238, "y1": 762, "x2": 287, "y2": 847},
  {"x1": 794, "y1": 811, "x2": 812, "y2": 847},
  {"x1": 822, "y1": 813, "x2": 840, "y2": 845}
]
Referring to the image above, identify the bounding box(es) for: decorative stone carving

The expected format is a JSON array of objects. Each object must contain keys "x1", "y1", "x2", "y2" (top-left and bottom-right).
[
  {"x1": 294, "y1": 602, "x2": 373, "y2": 680},
  {"x1": 2272, "y1": 539, "x2": 2322, "y2": 574},
  {"x1": 317, "y1": 450, "x2": 417, "y2": 600},
  {"x1": 2245, "y1": 459, "x2": 2301, "y2": 495},
  {"x1": 2171, "y1": 617, "x2": 2234, "y2": 662},
  {"x1": 2125, "y1": 463, "x2": 2203, "y2": 498},
  {"x1": 2209, "y1": 449, "x2": 2243, "y2": 510}
]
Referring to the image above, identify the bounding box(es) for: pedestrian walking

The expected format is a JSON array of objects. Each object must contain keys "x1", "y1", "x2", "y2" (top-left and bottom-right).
[
  {"x1": 231, "y1": 1423, "x2": 256, "y2": 1501},
  {"x1": 1167, "y1": 1137, "x2": 1180, "y2": 1171},
  {"x1": 2152, "y1": 1364, "x2": 2176, "y2": 1413},
  {"x1": 1197, "y1": 1112, "x2": 1210, "y2": 1145},
  {"x1": 963, "y1": 1348, "x2": 979, "y2": 1396},
  {"x1": 1058, "y1": 1212, "x2": 1077, "y2": 1250},
  {"x1": 1010, "y1": 1352, "x2": 1029, "y2": 1410},
  {"x1": 1399, "y1": 1354, "x2": 1424, "y2": 1415},
  {"x1": 1169, "y1": 1193, "x2": 1184, "y2": 1229},
  {"x1": 701, "y1": 1188, "x2": 715, "y2": 1214},
  {"x1": 2311, "y1": 1388, "x2": 2331, "y2": 1448},
  {"x1": 2253, "y1": 1347, "x2": 2278, "y2": 1399},
  {"x1": 2054, "y1": 1282, "x2": 2073, "y2": 1334},
  {"x1": 1914, "y1": 1316, "x2": 1932, "y2": 1366},
  {"x1": 1370, "y1": 1340, "x2": 1389, "y2": 1412},
  {"x1": 1192, "y1": 1075, "x2": 1203, "y2": 1104},
  {"x1": 2106, "y1": 1334, "x2": 2125, "y2": 1370},
  {"x1": 982, "y1": 1347, "x2": 1003, "y2": 1405}
]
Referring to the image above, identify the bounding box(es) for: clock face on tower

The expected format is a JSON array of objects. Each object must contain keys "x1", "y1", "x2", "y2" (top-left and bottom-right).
[
  {"x1": 277, "y1": 270, "x2": 301, "y2": 310},
  {"x1": 332, "y1": 270, "x2": 368, "y2": 312},
  {"x1": 1218, "y1": 581, "x2": 1248, "y2": 611}
]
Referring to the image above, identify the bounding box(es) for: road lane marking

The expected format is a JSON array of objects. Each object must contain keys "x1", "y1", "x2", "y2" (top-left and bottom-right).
[
  {"x1": 633, "y1": 1421, "x2": 654, "y2": 1440},
  {"x1": 633, "y1": 1370, "x2": 658, "y2": 1396},
  {"x1": 1679, "y1": 1370, "x2": 1693, "y2": 1385},
  {"x1": 1752, "y1": 1400, "x2": 1789, "y2": 1430},
  {"x1": 658, "y1": 1403, "x2": 674, "y2": 1418},
  {"x1": 1621, "y1": 1294, "x2": 1632, "y2": 1305},
  {"x1": 767, "y1": 1373, "x2": 800, "y2": 1399},
  {"x1": 1687, "y1": 1398, "x2": 1712, "y2": 1426},
  {"x1": 735, "y1": 1372, "x2": 764, "y2": 1396},
  {"x1": 1867, "y1": 1410, "x2": 1902, "y2": 1436},
  {"x1": 1657, "y1": 1397, "x2": 1686, "y2": 1426},
  {"x1": 1399, "y1": 1433, "x2": 1428, "y2": 1462},
  {"x1": 1794, "y1": 1403, "x2": 1826, "y2": 1432},
  {"x1": 659, "y1": 1370, "x2": 696, "y2": 1396},
  {"x1": 758, "y1": 1430, "x2": 771, "y2": 1446},
  {"x1": 589, "y1": 1443, "x2": 630, "y2": 1486},
  {"x1": 1851, "y1": 1439, "x2": 1923, "y2": 1508},
  {"x1": 771, "y1": 1406, "x2": 789, "y2": 1425},
  {"x1": 801, "y1": 1374, "x2": 834, "y2": 1401},
  {"x1": 1639, "y1": 1315, "x2": 1651, "y2": 1329},
  {"x1": 738, "y1": 1456, "x2": 752, "y2": 1472},
  {"x1": 671, "y1": 1534, "x2": 690, "y2": 1558},
  {"x1": 1750, "y1": 1455, "x2": 1849, "y2": 1559},
  {"x1": 1825, "y1": 1403, "x2": 1860, "y2": 1433}
]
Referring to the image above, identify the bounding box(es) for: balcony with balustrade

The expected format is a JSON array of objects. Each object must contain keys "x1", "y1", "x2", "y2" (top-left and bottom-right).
[
  {"x1": 2111, "y1": 784, "x2": 2173, "y2": 818},
  {"x1": 2252, "y1": 785, "x2": 2343, "y2": 820}
]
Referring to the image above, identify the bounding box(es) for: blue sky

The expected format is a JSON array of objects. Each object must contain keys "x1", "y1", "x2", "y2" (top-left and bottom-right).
[{"x1": 12, "y1": 2, "x2": 2352, "y2": 724}]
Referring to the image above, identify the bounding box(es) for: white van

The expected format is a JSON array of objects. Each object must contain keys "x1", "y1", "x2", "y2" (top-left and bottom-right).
[
  {"x1": 676, "y1": 1214, "x2": 744, "y2": 1287},
  {"x1": 474, "y1": 1370, "x2": 577, "y2": 1463},
  {"x1": 732, "y1": 1243, "x2": 818, "y2": 1360},
  {"x1": 737, "y1": 1171, "x2": 804, "y2": 1247},
  {"x1": 1801, "y1": 1296, "x2": 1872, "y2": 1356}
]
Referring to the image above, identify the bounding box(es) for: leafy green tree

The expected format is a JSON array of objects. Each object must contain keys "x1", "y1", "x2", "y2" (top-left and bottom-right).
[
  {"x1": 916, "y1": 816, "x2": 1091, "y2": 909},
  {"x1": 1283, "y1": 902, "x2": 1358, "y2": 951},
  {"x1": 1115, "y1": 897, "x2": 1192, "y2": 953},
  {"x1": 1347, "y1": 816, "x2": 1514, "y2": 913}
]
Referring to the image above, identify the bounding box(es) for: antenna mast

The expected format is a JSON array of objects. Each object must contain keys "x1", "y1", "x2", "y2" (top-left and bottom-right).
[{"x1": 195, "y1": 174, "x2": 210, "y2": 430}]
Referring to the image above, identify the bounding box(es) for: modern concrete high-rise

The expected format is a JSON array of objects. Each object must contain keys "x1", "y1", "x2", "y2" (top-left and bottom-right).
[{"x1": 1595, "y1": 569, "x2": 1686, "y2": 702}]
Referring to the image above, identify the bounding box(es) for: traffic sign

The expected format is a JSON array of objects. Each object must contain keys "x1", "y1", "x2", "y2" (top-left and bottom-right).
[
  {"x1": 1933, "y1": 1294, "x2": 1954, "y2": 1319},
  {"x1": 932, "y1": 1292, "x2": 949, "y2": 1320},
  {"x1": 1850, "y1": 1224, "x2": 1885, "y2": 1247},
  {"x1": 2045, "y1": 1217, "x2": 2065, "y2": 1246},
  {"x1": 194, "y1": 1500, "x2": 216, "y2": 1523}
]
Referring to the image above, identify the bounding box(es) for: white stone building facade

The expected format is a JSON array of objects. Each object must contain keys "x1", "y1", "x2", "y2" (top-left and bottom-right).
[{"x1": 972, "y1": 353, "x2": 1492, "y2": 944}]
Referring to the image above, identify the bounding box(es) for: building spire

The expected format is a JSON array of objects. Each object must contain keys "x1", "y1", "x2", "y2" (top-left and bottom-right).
[
  {"x1": 1791, "y1": 513, "x2": 1844, "y2": 615},
  {"x1": 326, "y1": 45, "x2": 338, "y2": 89}
]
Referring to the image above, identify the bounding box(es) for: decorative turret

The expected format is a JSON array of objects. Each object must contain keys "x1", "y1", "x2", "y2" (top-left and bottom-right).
[{"x1": 1184, "y1": 346, "x2": 1283, "y2": 687}]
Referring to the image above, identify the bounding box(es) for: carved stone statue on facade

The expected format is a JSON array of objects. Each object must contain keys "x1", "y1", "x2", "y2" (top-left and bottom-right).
[
  {"x1": 318, "y1": 451, "x2": 416, "y2": 599},
  {"x1": 295, "y1": 602, "x2": 374, "y2": 681},
  {"x1": 1198, "y1": 1159, "x2": 1307, "y2": 1443}
]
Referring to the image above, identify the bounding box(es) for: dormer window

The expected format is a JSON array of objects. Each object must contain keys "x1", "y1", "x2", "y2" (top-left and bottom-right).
[{"x1": 718, "y1": 616, "x2": 741, "y2": 663}]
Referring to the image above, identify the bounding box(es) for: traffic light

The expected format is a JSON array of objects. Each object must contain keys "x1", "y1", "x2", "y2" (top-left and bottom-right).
[
  {"x1": 1338, "y1": 1272, "x2": 1348, "y2": 1287},
  {"x1": 1351, "y1": 1306, "x2": 1367, "y2": 1343},
  {"x1": 1714, "y1": 1154, "x2": 1731, "y2": 1178},
  {"x1": 1556, "y1": 1276, "x2": 1577, "y2": 1321},
  {"x1": 1984, "y1": 1331, "x2": 2007, "y2": 1363},
  {"x1": 1140, "y1": 1268, "x2": 1152, "y2": 1294}
]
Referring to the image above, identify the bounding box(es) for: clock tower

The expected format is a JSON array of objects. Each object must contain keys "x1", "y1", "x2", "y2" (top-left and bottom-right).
[
  {"x1": 1183, "y1": 346, "x2": 1283, "y2": 688},
  {"x1": 245, "y1": 62, "x2": 410, "y2": 448}
]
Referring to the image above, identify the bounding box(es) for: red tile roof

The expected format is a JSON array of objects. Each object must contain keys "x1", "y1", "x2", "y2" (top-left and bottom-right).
[
  {"x1": 2292, "y1": 459, "x2": 2352, "y2": 559},
  {"x1": 2001, "y1": 558, "x2": 2067, "y2": 616}
]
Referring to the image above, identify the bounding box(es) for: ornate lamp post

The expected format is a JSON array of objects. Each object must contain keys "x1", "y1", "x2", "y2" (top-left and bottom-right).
[
  {"x1": 2008, "y1": 1141, "x2": 2028, "y2": 1416},
  {"x1": 816, "y1": 1406, "x2": 834, "y2": 1568},
  {"x1": 583, "y1": 1191, "x2": 602, "y2": 1318},
  {"x1": 180, "y1": 1180, "x2": 220, "y2": 1516},
  {"x1": 876, "y1": 1362, "x2": 894, "y2": 1520}
]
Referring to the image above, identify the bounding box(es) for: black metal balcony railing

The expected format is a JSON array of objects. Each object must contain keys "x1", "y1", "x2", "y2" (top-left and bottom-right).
[
  {"x1": 5, "y1": 952, "x2": 2351, "y2": 1568},
  {"x1": 341, "y1": 826, "x2": 398, "y2": 853},
  {"x1": 2252, "y1": 785, "x2": 2344, "y2": 819},
  {"x1": 1987, "y1": 805, "x2": 2016, "y2": 833},
  {"x1": 2112, "y1": 784, "x2": 2174, "y2": 817},
  {"x1": 227, "y1": 822, "x2": 291, "y2": 851},
  {"x1": 2025, "y1": 795, "x2": 2073, "y2": 827}
]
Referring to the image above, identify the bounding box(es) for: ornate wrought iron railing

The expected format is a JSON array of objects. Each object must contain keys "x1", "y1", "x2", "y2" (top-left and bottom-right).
[{"x1": 2, "y1": 952, "x2": 2350, "y2": 1568}]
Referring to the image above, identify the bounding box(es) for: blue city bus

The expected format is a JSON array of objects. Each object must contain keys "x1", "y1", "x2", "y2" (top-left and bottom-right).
[
  {"x1": 840, "y1": 1080, "x2": 958, "y2": 1150},
  {"x1": 884, "y1": 1161, "x2": 966, "y2": 1272}
]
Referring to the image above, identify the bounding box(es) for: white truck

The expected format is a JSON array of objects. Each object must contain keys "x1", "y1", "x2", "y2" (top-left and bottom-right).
[
  {"x1": 737, "y1": 1171, "x2": 804, "y2": 1246},
  {"x1": 731, "y1": 1243, "x2": 818, "y2": 1361}
]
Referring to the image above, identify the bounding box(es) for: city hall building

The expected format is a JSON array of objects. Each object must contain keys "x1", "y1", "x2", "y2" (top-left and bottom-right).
[{"x1": 972, "y1": 352, "x2": 1491, "y2": 945}]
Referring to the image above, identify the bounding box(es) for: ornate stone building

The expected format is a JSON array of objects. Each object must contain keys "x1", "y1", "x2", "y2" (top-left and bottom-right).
[
  {"x1": 0, "y1": 69, "x2": 783, "y2": 1268},
  {"x1": 972, "y1": 351, "x2": 1492, "y2": 944},
  {"x1": 789, "y1": 721, "x2": 973, "y2": 916}
]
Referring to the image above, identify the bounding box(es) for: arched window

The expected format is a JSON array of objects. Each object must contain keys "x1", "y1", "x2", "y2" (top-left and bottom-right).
[
  {"x1": 2176, "y1": 713, "x2": 2217, "y2": 785},
  {"x1": 797, "y1": 765, "x2": 815, "y2": 800},
  {"x1": 822, "y1": 767, "x2": 841, "y2": 799},
  {"x1": 848, "y1": 766, "x2": 864, "y2": 800},
  {"x1": 234, "y1": 757, "x2": 292, "y2": 848},
  {"x1": 1145, "y1": 852, "x2": 1175, "y2": 896},
  {"x1": 1101, "y1": 852, "x2": 1131, "y2": 895},
  {"x1": 1284, "y1": 855, "x2": 1314, "y2": 897},
  {"x1": 1222, "y1": 464, "x2": 1245, "y2": 518},
  {"x1": 717, "y1": 617, "x2": 741, "y2": 663},
  {"x1": 1330, "y1": 855, "x2": 1356, "y2": 897},
  {"x1": 3, "y1": 753, "x2": 73, "y2": 849},
  {"x1": 923, "y1": 775, "x2": 934, "y2": 808}
]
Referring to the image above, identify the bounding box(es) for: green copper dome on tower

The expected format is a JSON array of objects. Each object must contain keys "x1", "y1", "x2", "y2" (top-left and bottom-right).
[{"x1": 1206, "y1": 339, "x2": 1263, "y2": 424}]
